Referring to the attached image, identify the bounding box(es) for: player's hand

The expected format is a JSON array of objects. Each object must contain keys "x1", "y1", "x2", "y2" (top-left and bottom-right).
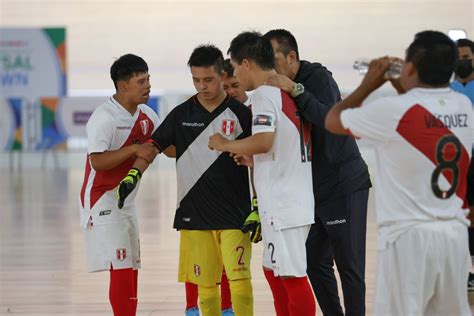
[
  {"x1": 117, "y1": 168, "x2": 142, "y2": 209},
  {"x1": 360, "y1": 57, "x2": 391, "y2": 92},
  {"x1": 241, "y1": 197, "x2": 262, "y2": 243},
  {"x1": 135, "y1": 143, "x2": 159, "y2": 164},
  {"x1": 264, "y1": 74, "x2": 295, "y2": 93},
  {"x1": 230, "y1": 153, "x2": 254, "y2": 167},
  {"x1": 386, "y1": 57, "x2": 406, "y2": 94},
  {"x1": 208, "y1": 133, "x2": 228, "y2": 151}
]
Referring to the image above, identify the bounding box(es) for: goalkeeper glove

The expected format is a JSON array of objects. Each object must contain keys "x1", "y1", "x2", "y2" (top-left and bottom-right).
[
  {"x1": 117, "y1": 168, "x2": 142, "y2": 209},
  {"x1": 241, "y1": 197, "x2": 262, "y2": 243}
]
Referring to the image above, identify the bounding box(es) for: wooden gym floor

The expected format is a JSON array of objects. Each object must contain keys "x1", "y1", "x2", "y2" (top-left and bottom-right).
[{"x1": 0, "y1": 152, "x2": 471, "y2": 315}]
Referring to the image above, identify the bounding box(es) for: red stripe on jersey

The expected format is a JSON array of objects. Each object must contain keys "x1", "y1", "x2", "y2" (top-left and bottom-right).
[
  {"x1": 396, "y1": 104, "x2": 469, "y2": 206},
  {"x1": 280, "y1": 91, "x2": 312, "y2": 161},
  {"x1": 80, "y1": 155, "x2": 91, "y2": 208},
  {"x1": 85, "y1": 110, "x2": 155, "y2": 209}
]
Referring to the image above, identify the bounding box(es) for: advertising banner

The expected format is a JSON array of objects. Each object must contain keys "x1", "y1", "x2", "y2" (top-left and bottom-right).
[{"x1": 0, "y1": 27, "x2": 67, "y2": 151}]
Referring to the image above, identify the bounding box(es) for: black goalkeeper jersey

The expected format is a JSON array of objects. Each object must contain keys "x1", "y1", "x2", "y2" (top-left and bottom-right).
[{"x1": 151, "y1": 94, "x2": 252, "y2": 230}]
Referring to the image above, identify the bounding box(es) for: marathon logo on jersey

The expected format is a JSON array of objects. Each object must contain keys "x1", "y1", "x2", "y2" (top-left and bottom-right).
[
  {"x1": 327, "y1": 219, "x2": 347, "y2": 225},
  {"x1": 182, "y1": 122, "x2": 205, "y2": 127},
  {"x1": 253, "y1": 115, "x2": 273, "y2": 126},
  {"x1": 116, "y1": 248, "x2": 127, "y2": 261},
  {"x1": 221, "y1": 119, "x2": 236, "y2": 136},
  {"x1": 194, "y1": 264, "x2": 201, "y2": 277},
  {"x1": 140, "y1": 119, "x2": 149, "y2": 135}
]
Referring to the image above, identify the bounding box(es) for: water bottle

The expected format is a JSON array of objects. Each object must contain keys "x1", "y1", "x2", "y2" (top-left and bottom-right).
[{"x1": 353, "y1": 58, "x2": 403, "y2": 79}]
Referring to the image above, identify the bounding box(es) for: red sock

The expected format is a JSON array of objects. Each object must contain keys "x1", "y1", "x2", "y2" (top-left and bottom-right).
[
  {"x1": 185, "y1": 282, "x2": 199, "y2": 310},
  {"x1": 109, "y1": 268, "x2": 136, "y2": 316},
  {"x1": 131, "y1": 270, "x2": 138, "y2": 314},
  {"x1": 263, "y1": 269, "x2": 290, "y2": 316},
  {"x1": 220, "y1": 271, "x2": 232, "y2": 310},
  {"x1": 281, "y1": 276, "x2": 316, "y2": 316}
]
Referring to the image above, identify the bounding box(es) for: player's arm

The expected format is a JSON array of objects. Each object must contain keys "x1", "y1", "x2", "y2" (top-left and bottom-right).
[
  {"x1": 209, "y1": 132, "x2": 274, "y2": 155},
  {"x1": 265, "y1": 71, "x2": 339, "y2": 129},
  {"x1": 116, "y1": 143, "x2": 159, "y2": 209},
  {"x1": 123, "y1": 143, "x2": 175, "y2": 174},
  {"x1": 117, "y1": 111, "x2": 176, "y2": 209},
  {"x1": 90, "y1": 143, "x2": 157, "y2": 171},
  {"x1": 163, "y1": 145, "x2": 176, "y2": 158},
  {"x1": 325, "y1": 57, "x2": 390, "y2": 135}
]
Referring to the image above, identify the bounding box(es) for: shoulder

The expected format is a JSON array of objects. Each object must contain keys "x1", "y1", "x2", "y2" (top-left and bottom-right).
[
  {"x1": 175, "y1": 97, "x2": 194, "y2": 112},
  {"x1": 87, "y1": 100, "x2": 114, "y2": 127},
  {"x1": 357, "y1": 94, "x2": 405, "y2": 117},
  {"x1": 450, "y1": 89, "x2": 473, "y2": 109},
  {"x1": 254, "y1": 85, "x2": 281, "y2": 99},
  {"x1": 226, "y1": 97, "x2": 252, "y2": 122},
  {"x1": 164, "y1": 98, "x2": 192, "y2": 119},
  {"x1": 227, "y1": 96, "x2": 250, "y2": 111},
  {"x1": 450, "y1": 80, "x2": 461, "y2": 89},
  {"x1": 298, "y1": 60, "x2": 334, "y2": 82}
]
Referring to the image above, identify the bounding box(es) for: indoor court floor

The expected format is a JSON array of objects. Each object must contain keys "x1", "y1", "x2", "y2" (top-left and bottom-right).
[{"x1": 0, "y1": 150, "x2": 469, "y2": 315}]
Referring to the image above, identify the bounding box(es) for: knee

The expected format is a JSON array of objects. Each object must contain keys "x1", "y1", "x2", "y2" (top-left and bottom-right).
[
  {"x1": 229, "y1": 278, "x2": 253, "y2": 306},
  {"x1": 198, "y1": 285, "x2": 220, "y2": 306},
  {"x1": 229, "y1": 278, "x2": 252, "y2": 295}
]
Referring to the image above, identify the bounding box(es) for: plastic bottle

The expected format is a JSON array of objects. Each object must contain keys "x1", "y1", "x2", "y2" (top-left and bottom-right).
[{"x1": 353, "y1": 58, "x2": 403, "y2": 79}]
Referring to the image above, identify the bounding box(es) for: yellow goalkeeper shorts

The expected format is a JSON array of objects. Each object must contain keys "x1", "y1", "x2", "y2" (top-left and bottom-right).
[{"x1": 178, "y1": 229, "x2": 252, "y2": 287}]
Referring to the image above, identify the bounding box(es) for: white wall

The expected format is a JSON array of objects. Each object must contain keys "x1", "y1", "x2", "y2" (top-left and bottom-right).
[{"x1": 1, "y1": 0, "x2": 473, "y2": 93}]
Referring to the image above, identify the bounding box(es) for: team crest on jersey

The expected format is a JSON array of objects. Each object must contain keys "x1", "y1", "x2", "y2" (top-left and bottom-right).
[
  {"x1": 221, "y1": 119, "x2": 236, "y2": 136},
  {"x1": 116, "y1": 248, "x2": 127, "y2": 261},
  {"x1": 194, "y1": 264, "x2": 201, "y2": 277},
  {"x1": 140, "y1": 119, "x2": 149, "y2": 135}
]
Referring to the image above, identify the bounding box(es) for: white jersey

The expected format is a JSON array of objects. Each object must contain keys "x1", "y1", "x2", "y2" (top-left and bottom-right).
[
  {"x1": 251, "y1": 85, "x2": 314, "y2": 229},
  {"x1": 341, "y1": 87, "x2": 472, "y2": 247},
  {"x1": 79, "y1": 97, "x2": 160, "y2": 228}
]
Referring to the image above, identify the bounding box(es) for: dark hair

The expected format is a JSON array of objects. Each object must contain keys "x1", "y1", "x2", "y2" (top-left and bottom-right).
[
  {"x1": 405, "y1": 30, "x2": 457, "y2": 85},
  {"x1": 263, "y1": 29, "x2": 300, "y2": 61},
  {"x1": 187, "y1": 44, "x2": 224, "y2": 73},
  {"x1": 223, "y1": 58, "x2": 235, "y2": 77},
  {"x1": 110, "y1": 54, "x2": 148, "y2": 89},
  {"x1": 227, "y1": 31, "x2": 275, "y2": 70},
  {"x1": 456, "y1": 38, "x2": 474, "y2": 53}
]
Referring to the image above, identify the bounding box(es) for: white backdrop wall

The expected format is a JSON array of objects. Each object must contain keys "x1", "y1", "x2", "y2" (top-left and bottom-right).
[{"x1": 1, "y1": 0, "x2": 473, "y2": 93}]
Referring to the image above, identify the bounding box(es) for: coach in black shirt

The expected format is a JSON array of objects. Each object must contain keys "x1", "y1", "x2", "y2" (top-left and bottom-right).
[{"x1": 264, "y1": 29, "x2": 371, "y2": 316}]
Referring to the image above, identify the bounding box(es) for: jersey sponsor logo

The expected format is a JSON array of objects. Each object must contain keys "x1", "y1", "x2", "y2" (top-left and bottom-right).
[
  {"x1": 116, "y1": 248, "x2": 127, "y2": 261},
  {"x1": 140, "y1": 119, "x2": 149, "y2": 135},
  {"x1": 253, "y1": 114, "x2": 273, "y2": 126},
  {"x1": 326, "y1": 219, "x2": 347, "y2": 225},
  {"x1": 221, "y1": 119, "x2": 236, "y2": 136},
  {"x1": 194, "y1": 264, "x2": 201, "y2": 277},
  {"x1": 99, "y1": 210, "x2": 111, "y2": 216},
  {"x1": 182, "y1": 122, "x2": 205, "y2": 127},
  {"x1": 183, "y1": 217, "x2": 191, "y2": 222},
  {"x1": 117, "y1": 126, "x2": 131, "y2": 130}
]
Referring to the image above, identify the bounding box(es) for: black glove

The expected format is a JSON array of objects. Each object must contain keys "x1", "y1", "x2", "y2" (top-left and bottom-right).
[
  {"x1": 241, "y1": 197, "x2": 262, "y2": 243},
  {"x1": 117, "y1": 168, "x2": 142, "y2": 209}
]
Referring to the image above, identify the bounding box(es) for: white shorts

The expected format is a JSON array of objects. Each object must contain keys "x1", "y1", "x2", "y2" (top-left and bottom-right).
[
  {"x1": 261, "y1": 221, "x2": 310, "y2": 277},
  {"x1": 374, "y1": 220, "x2": 471, "y2": 316},
  {"x1": 83, "y1": 214, "x2": 141, "y2": 273}
]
